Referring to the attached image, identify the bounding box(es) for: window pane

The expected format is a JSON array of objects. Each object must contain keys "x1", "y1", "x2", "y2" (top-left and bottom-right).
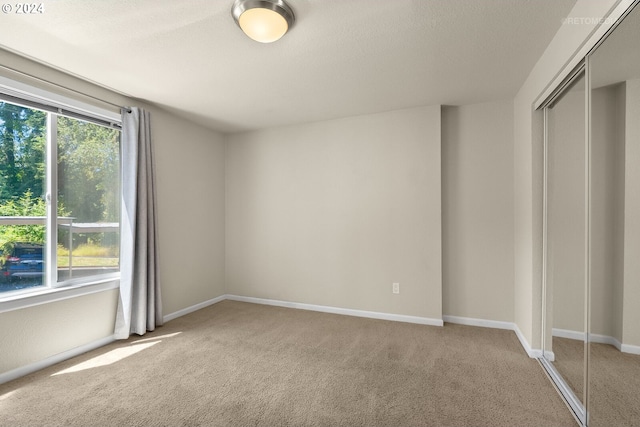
[
  {"x1": 57, "y1": 116, "x2": 120, "y2": 282},
  {"x1": 0, "y1": 101, "x2": 47, "y2": 292}
]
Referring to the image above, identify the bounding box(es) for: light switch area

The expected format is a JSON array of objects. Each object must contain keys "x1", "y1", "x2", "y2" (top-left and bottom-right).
[{"x1": 392, "y1": 282, "x2": 400, "y2": 294}]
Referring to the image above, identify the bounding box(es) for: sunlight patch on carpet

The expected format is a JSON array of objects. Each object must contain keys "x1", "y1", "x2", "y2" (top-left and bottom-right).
[
  {"x1": 0, "y1": 389, "x2": 17, "y2": 401},
  {"x1": 51, "y1": 341, "x2": 160, "y2": 376},
  {"x1": 132, "y1": 332, "x2": 182, "y2": 344}
]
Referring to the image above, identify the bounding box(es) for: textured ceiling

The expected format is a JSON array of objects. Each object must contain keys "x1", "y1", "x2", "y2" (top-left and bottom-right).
[{"x1": 0, "y1": 0, "x2": 576, "y2": 133}]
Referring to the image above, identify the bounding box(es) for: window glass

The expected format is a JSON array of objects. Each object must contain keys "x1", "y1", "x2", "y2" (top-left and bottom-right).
[
  {"x1": 0, "y1": 101, "x2": 47, "y2": 292},
  {"x1": 56, "y1": 116, "x2": 120, "y2": 282},
  {"x1": 0, "y1": 99, "x2": 120, "y2": 294}
]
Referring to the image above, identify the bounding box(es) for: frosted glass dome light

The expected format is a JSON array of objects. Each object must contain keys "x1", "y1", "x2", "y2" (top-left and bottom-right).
[{"x1": 232, "y1": 0, "x2": 295, "y2": 43}]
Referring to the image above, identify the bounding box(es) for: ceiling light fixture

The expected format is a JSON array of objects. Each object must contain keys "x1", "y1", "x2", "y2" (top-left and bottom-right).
[{"x1": 231, "y1": 0, "x2": 295, "y2": 43}]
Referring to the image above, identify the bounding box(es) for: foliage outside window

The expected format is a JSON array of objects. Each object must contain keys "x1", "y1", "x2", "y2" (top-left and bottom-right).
[{"x1": 0, "y1": 100, "x2": 120, "y2": 294}]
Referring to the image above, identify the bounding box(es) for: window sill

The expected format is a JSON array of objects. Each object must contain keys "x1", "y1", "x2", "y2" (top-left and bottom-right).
[{"x1": 0, "y1": 276, "x2": 120, "y2": 314}]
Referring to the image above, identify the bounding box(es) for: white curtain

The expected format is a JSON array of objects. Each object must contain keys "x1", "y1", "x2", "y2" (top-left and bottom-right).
[{"x1": 114, "y1": 107, "x2": 162, "y2": 339}]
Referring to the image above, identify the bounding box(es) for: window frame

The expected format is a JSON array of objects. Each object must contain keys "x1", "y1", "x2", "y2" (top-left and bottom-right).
[{"x1": 0, "y1": 75, "x2": 122, "y2": 307}]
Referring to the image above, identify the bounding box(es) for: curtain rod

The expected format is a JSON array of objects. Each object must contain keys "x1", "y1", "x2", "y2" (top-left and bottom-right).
[{"x1": 0, "y1": 63, "x2": 131, "y2": 113}]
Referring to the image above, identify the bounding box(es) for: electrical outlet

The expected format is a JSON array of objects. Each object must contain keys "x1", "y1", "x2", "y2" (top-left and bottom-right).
[{"x1": 392, "y1": 283, "x2": 400, "y2": 294}]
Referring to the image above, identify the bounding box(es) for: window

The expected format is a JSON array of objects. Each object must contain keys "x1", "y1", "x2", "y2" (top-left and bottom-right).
[{"x1": 0, "y1": 98, "x2": 120, "y2": 294}]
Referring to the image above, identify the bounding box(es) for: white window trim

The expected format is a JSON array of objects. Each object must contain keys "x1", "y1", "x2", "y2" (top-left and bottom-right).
[
  {"x1": 0, "y1": 277, "x2": 119, "y2": 314},
  {"x1": 46, "y1": 113, "x2": 58, "y2": 285},
  {"x1": 0, "y1": 75, "x2": 120, "y2": 125}
]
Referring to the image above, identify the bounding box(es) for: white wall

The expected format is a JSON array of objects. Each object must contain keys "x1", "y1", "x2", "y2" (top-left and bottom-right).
[
  {"x1": 0, "y1": 289, "x2": 118, "y2": 374},
  {"x1": 153, "y1": 108, "x2": 225, "y2": 315},
  {"x1": 441, "y1": 100, "x2": 514, "y2": 322},
  {"x1": 225, "y1": 106, "x2": 442, "y2": 320},
  {"x1": 623, "y1": 79, "x2": 640, "y2": 347},
  {"x1": 0, "y1": 49, "x2": 226, "y2": 376}
]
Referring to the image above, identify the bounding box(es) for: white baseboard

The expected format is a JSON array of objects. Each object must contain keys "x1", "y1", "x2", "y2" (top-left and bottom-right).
[
  {"x1": 2, "y1": 297, "x2": 551, "y2": 385},
  {"x1": 0, "y1": 335, "x2": 115, "y2": 385},
  {"x1": 552, "y1": 328, "x2": 640, "y2": 355},
  {"x1": 591, "y1": 332, "x2": 622, "y2": 349},
  {"x1": 1, "y1": 296, "x2": 226, "y2": 385},
  {"x1": 441, "y1": 315, "x2": 541, "y2": 358},
  {"x1": 442, "y1": 315, "x2": 514, "y2": 330},
  {"x1": 226, "y1": 294, "x2": 444, "y2": 326},
  {"x1": 442, "y1": 315, "x2": 541, "y2": 358},
  {"x1": 621, "y1": 343, "x2": 640, "y2": 355},
  {"x1": 552, "y1": 328, "x2": 586, "y2": 342},
  {"x1": 513, "y1": 324, "x2": 543, "y2": 358},
  {"x1": 544, "y1": 350, "x2": 555, "y2": 361},
  {"x1": 164, "y1": 298, "x2": 640, "y2": 358},
  {"x1": 163, "y1": 295, "x2": 226, "y2": 323}
]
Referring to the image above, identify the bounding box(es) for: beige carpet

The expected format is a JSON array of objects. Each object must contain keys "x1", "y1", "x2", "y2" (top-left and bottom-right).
[
  {"x1": 552, "y1": 336, "x2": 640, "y2": 427},
  {"x1": 589, "y1": 341, "x2": 640, "y2": 427},
  {"x1": 0, "y1": 301, "x2": 576, "y2": 427},
  {"x1": 547, "y1": 336, "x2": 640, "y2": 426},
  {"x1": 551, "y1": 337, "x2": 585, "y2": 403}
]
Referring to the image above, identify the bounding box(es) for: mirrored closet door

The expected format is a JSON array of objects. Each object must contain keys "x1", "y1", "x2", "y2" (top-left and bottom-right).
[
  {"x1": 543, "y1": 68, "x2": 588, "y2": 422},
  {"x1": 541, "y1": 2, "x2": 640, "y2": 426},
  {"x1": 588, "y1": 4, "x2": 640, "y2": 426}
]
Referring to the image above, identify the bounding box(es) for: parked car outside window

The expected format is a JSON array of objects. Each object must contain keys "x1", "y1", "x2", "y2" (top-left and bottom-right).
[{"x1": 0, "y1": 242, "x2": 44, "y2": 284}]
